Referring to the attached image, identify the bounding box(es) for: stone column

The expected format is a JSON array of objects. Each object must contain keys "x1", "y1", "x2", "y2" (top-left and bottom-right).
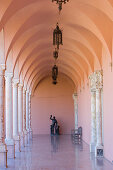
[
  {"x1": 73, "y1": 93, "x2": 78, "y2": 129},
  {"x1": 90, "y1": 90, "x2": 96, "y2": 152},
  {"x1": 5, "y1": 72, "x2": 15, "y2": 159},
  {"x1": 95, "y1": 88, "x2": 103, "y2": 157},
  {"x1": 0, "y1": 66, "x2": 7, "y2": 168},
  {"x1": 23, "y1": 87, "x2": 27, "y2": 145},
  {"x1": 18, "y1": 84, "x2": 24, "y2": 147},
  {"x1": 26, "y1": 90, "x2": 29, "y2": 142},
  {"x1": 13, "y1": 80, "x2": 20, "y2": 152},
  {"x1": 89, "y1": 73, "x2": 97, "y2": 152},
  {"x1": 93, "y1": 70, "x2": 103, "y2": 157},
  {"x1": 29, "y1": 92, "x2": 32, "y2": 139}
]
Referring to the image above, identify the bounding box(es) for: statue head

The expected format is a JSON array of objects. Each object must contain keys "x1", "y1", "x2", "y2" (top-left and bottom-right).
[{"x1": 53, "y1": 116, "x2": 55, "y2": 119}]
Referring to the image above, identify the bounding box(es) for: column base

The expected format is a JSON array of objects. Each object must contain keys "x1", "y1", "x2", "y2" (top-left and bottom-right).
[
  {"x1": 24, "y1": 130, "x2": 28, "y2": 146},
  {"x1": 14, "y1": 135, "x2": 21, "y2": 152},
  {"x1": 5, "y1": 139, "x2": 15, "y2": 159},
  {"x1": 19, "y1": 132, "x2": 25, "y2": 148},
  {"x1": 95, "y1": 145, "x2": 104, "y2": 157},
  {"x1": 0, "y1": 144, "x2": 8, "y2": 168},
  {"x1": 29, "y1": 129, "x2": 33, "y2": 139},
  {"x1": 90, "y1": 143, "x2": 96, "y2": 152},
  {"x1": 26, "y1": 129, "x2": 30, "y2": 143}
]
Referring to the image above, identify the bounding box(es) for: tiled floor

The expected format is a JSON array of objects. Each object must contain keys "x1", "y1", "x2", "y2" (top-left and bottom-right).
[{"x1": 1, "y1": 135, "x2": 113, "y2": 170}]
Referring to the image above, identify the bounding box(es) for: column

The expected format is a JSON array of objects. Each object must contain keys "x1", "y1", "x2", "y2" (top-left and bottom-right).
[
  {"x1": 26, "y1": 90, "x2": 29, "y2": 142},
  {"x1": 73, "y1": 93, "x2": 78, "y2": 129},
  {"x1": 18, "y1": 84, "x2": 24, "y2": 147},
  {"x1": 90, "y1": 90, "x2": 96, "y2": 152},
  {"x1": 5, "y1": 72, "x2": 15, "y2": 158},
  {"x1": 0, "y1": 66, "x2": 7, "y2": 168},
  {"x1": 23, "y1": 87, "x2": 27, "y2": 145},
  {"x1": 13, "y1": 80, "x2": 20, "y2": 152},
  {"x1": 95, "y1": 88, "x2": 103, "y2": 157},
  {"x1": 94, "y1": 70, "x2": 103, "y2": 157},
  {"x1": 29, "y1": 92, "x2": 32, "y2": 139}
]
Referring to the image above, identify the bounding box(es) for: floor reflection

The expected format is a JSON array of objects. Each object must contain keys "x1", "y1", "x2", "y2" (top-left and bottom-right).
[
  {"x1": 2, "y1": 135, "x2": 113, "y2": 170},
  {"x1": 51, "y1": 135, "x2": 59, "y2": 153}
]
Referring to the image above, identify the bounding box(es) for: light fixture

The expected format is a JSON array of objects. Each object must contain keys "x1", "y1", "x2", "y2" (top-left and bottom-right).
[
  {"x1": 52, "y1": 65, "x2": 58, "y2": 85},
  {"x1": 52, "y1": 0, "x2": 69, "y2": 12},
  {"x1": 53, "y1": 49, "x2": 58, "y2": 60},
  {"x1": 53, "y1": 23, "x2": 63, "y2": 50}
]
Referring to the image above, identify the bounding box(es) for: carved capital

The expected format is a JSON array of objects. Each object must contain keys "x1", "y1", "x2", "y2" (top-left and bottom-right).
[
  {"x1": 89, "y1": 70, "x2": 103, "y2": 91},
  {"x1": 95, "y1": 70, "x2": 103, "y2": 89},
  {"x1": 72, "y1": 93, "x2": 77, "y2": 100}
]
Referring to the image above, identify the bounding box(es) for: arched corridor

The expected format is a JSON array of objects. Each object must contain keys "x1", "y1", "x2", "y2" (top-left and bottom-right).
[{"x1": 0, "y1": 0, "x2": 113, "y2": 169}]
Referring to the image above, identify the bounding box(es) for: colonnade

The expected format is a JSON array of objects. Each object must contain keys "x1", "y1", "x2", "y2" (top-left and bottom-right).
[
  {"x1": 73, "y1": 70, "x2": 103, "y2": 157},
  {"x1": 0, "y1": 67, "x2": 32, "y2": 167}
]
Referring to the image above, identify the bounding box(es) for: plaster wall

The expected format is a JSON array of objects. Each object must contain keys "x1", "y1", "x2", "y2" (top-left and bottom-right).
[
  {"x1": 31, "y1": 74, "x2": 75, "y2": 135},
  {"x1": 77, "y1": 81, "x2": 91, "y2": 145},
  {"x1": 102, "y1": 49, "x2": 113, "y2": 162}
]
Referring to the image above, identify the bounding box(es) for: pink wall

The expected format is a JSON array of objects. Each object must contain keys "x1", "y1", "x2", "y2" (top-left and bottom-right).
[
  {"x1": 102, "y1": 49, "x2": 113, "y2": 162},
  {"x1": 31, "y1": 74, "x2": 75, "y2": 135},
  {"x1": 78, "y1": 80, "x2": 91, "y2": 145},
  {"x1": 77, "y1": 49, "x2": 113, "y2": 163}
]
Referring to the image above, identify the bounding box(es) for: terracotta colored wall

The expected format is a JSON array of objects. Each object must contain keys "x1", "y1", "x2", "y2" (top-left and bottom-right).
[
  {"x1": 77, "y1": 79, "x2": 91, "y2": 145},
  {"x1": 31, "y1": 74, "x2": 75, "y2": 135}
]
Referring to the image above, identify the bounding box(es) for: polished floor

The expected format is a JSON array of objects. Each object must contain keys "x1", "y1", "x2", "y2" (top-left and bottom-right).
[{"x1": 1, "y1": 135, "x2": 113, "y2": 170}]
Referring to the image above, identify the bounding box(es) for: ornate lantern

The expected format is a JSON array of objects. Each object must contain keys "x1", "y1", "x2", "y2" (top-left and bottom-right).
[
  {"x1": 53, "y1": 23, "x2": 63, "y2": 49},
  {"x1": 53, "y1": 49, "x2": 58, "y2": 60},
  {"x1": 52, "y1": 0, "x2": 69, "y2": 12},
  {"x1": 52, "y1": 65, "x2": 58, "y2": 84}
]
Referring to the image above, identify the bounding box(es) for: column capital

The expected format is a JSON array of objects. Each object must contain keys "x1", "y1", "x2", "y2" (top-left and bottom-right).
[
  {"x1": 23, "y1": 87, "x2": 26, "y2": 94},
  {"x1": 72, "y1": 93, "x2": 77, "y2": 100},
  {"x1": 18, "y1": 83, "x2": 23, "y2": 90},
  {"x1": 12, "y1": 78, "x2": 19, "y2": 87},
  {"x1": 89, "y1": 70, "x2": 103, "y2": 91},
  {"x1": 5, "y1": 72, "x2": 13, "y2": 79}
]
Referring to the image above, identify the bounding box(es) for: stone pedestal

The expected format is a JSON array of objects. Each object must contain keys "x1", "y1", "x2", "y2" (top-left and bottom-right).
[{"x1": 95, "y1": 145, "x2": 104, "y2": 157}]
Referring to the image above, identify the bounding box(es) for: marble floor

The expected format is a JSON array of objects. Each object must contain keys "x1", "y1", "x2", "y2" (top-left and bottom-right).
[{"x1": 1, "y1": 135, "x2": 113, "y2": 170}]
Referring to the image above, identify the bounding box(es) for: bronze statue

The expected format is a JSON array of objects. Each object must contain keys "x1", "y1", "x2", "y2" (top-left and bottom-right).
[{"x1": 50, "y1": 115, "x2": 59, "y2": 135}]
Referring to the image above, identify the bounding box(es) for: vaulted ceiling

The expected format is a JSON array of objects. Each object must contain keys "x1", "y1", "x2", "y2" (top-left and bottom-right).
[{"x1": 0, "y1": 0, "x2": 113, "y2": 92}]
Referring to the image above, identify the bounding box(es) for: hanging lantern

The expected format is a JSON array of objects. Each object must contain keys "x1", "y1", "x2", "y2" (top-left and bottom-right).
[
  {"x1": 53, "y1": 79, "x2": 57, "y2": 85},
  {"x1": 52, "y1": 65, "x2": 58, "y2": 80},
  {"x1": 53, "y1": 23, "x2": 63, "y2": 49},
  {"x1": 52, "y1": 65, "x2": 58, "y2": 84},
  {"x1": 52, "y1": 0, "x2": 69, "y2": 12},
  {"x1": 53, "y1": 49, "x2": 58, "y2": 60}
]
